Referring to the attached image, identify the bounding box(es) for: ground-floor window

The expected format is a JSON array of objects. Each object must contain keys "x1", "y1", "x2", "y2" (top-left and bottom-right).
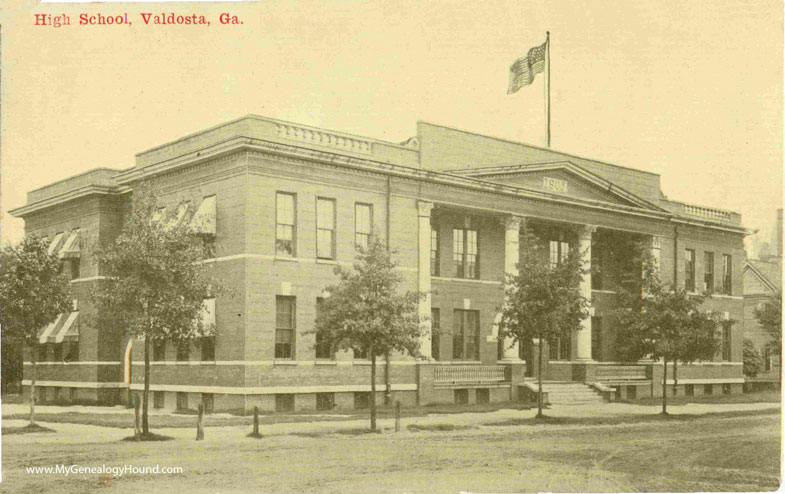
[
  {"x1": 454, "y1": 389, "x2": 469, "y2": 405},
  {"x1": 65, "y1": 341, "x2": 79, "y2": 362},
  {"x1": 452, "y1": 310, "x2": 479, "y2": 360},
  {"x1": 316, "y1": 393, "x2": 334, "y2": 411},
  {"x1": 176, "y1": 392, "x2": 188, "y2": 411},
  {"x1": 476, "y1": 388, "x2": 490, "y2": 404},
  {"x1": 431, "y1": 309, "x2": 440, "y2": 361},
  {"x1": 201, "y1": 337, "x2": 215, "y2": 361},
  {"x1": 764, "y1": 348, "x2": 772, "y2": 371},
  {"x1": 626, "y1": 386, "x2": 636, "y2": 400},
  {"x1": 202, "y1": 393, "x2": 214, "y2": 414},
  {"x1": 721, "y1": 322, "x2": 732, "y2": 361},
  {"x1": 685, "y1": 384, "x2": 694, "y2": 396},
  {"x1": 70, "y1": 387, "x2": 77, "y2": 402},
  {"x1": 722, "y1": 383, "x2": 731, "y2": 395},
  {"x1": 591, "y1": 317, "x2": 602, "y2": 361},
  {"x1": 549, "y1": 336, "x2": 570, "y2": 361},
  {"x1": 154, "y1": 391, "x2": 165, "y2": 409},
  {"x1": 53, "y1": 343, "x2": 63, "y2": 362},
  {"x1": 354, "y1": 392, "x2": 371, "y2": 409},
  {"x1": 275, "y1": 394, "x2": 294, "y2": 412},
  {"x1": 704, "y1": 384, "x2": 713, "y2": 395}
]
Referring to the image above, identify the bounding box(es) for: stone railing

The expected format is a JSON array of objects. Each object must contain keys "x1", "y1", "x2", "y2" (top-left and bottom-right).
[
  {"x1": 434, "y1": 365, "x2": 507, "y2": 384},
  {"x1": 595, "y1": 365, "x2": 648, "y2": 381},
  {"x1": 276, "y1": 123, "x2": 373, "y2": 155},
  {"x1": 682, "y1": 204, "x2": 732, "y2": 223}
]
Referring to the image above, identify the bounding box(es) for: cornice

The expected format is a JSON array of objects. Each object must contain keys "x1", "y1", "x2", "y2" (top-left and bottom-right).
[{"x1": 9, "y1": 185, "x2": 117, "y2": 218}]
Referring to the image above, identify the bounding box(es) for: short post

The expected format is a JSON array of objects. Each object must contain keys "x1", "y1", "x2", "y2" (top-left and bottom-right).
[
  {"x1": 395, "y1": 401, "x2": 401, "y2": 432},
  {"x1": 253, "y1": 406, "x2": 260, "y2": 436},
  {"x1": 196, "y1": 403, "x2": 205, "y2": 440},
  {"x1": 133, "y1": 393, "x2": 141, "y2": 441}
]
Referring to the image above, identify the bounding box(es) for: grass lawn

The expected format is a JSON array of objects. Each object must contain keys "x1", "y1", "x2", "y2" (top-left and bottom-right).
[
  {"x1": 625, "y1": 390, "x2": 781, "y2": 407},
  {"x1": 2, "y1": 407, "x2": 780, "y2": 493}
]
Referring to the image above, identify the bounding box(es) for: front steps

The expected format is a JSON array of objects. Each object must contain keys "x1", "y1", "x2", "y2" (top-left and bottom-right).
[{"x1": 537, "y1": 382, "x2": 606, "y2": 405}]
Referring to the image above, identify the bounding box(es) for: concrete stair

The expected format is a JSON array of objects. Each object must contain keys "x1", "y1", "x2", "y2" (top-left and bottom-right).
[{"x1": 539, "y1": 382, "x2": 606, "y2": 405}]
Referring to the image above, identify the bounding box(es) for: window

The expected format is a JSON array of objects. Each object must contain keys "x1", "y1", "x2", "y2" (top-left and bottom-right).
[
  {"x1": 70, "y1": 259, "x2": 80, "y2": 280},
  {"x1": 353, "y1": 346, "x2": 368, "y2": 360},
  {"x1": 430, "y1": 225, "x2": 440, "y2": 276},
  {"x1": 704, "y1": 252, "x2": 714, "y2": 293},
  {"x1": 202, "y1": 393, "x2": 214, "y2": 414},
  {"x1": 37, "y1": 344, "x2": 47, "y2": 362},
  {"x1": 275, "y1": 394, "x2": 295, "y2": 412},
  {"x1": 316, "y1": 393, "x2": 335, "y2": 411},
  {"x1": 453, "y1": 228, "x2": 479, "y2": 279},
  {"x1": 764, "y1": 348, "x2": 772, "y2": 372},
  {"x1": 704, "y1": 384, "x2": 713, "y2": 395},
  {"x1": 275, "y1": 296, "x2": 295, "y2": 359},
  {"x1": 685, "y1": 249, "x2": 696, "y2": 292},
  {"x1": 452, "y1": 310, "x2": 480, "y2": 360},
  {"x1": 176, "y1": 341, "x2": 190, "y2": 362},
  {"x1": 201, "y1": 336, "x2": 215, "y2": 361},
  {"x1": 476, "y1": 388, "x2": 490, "y2": 405},
  {"x1": 355, "y1": 203, "x2": 372, "y2": 250},
  {"x1": 431, "y1": 309, "x2": 440, "y2": 360},
  {"x1": 153, "y1": 391, "x2": 164, "y2": 409},
  {"x1": 721, "y1": 322, "x2": 731, "y2": 361},
  {"x1": 275, "y1": 192, "x2": 296, "y2": 256},
  {"x1": 176, "y1": 392, "x2": 188, "y2": 411},
  {"x1": 354, "y1": 392, "x2": 371, "y2": 409},
  {"x1": 314, "y1": 298, "x2": 333, "y2": 359},
  {"x1": 64, "y1": 341, "x2": 79, "y2": 362},
  {"x1": 591, "y1": 317, "x2": 602, "y2": 361},
  {"x1": 549, "y1": 337, "x2": 571, "y2": 361},
  {"x1": 722, "y1": 254, "x2": 732, "y2": 295},
  {"x1": 53, "y1": 344, "x2": 63, "y2": 362},
  {"x1": 316, "y1": 198, "x2": 336, "y2": 260},
  {"x1": 153, "y1": 340, "x2": 165, "y2": 361},
  {"x1": 549, "y1": 240, "x2": 570, "y2": 269},
  {"x1": 454, "y1": 389, "x2": 469, "y2": 405}
]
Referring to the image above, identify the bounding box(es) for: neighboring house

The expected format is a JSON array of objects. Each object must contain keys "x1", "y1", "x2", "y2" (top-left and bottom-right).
[
  {"x1": 9, "y1": 115, "x2": 749, "y2": 412},
  {"x1": 743, "y1": 258, "x2": 781, "y2": 385}
]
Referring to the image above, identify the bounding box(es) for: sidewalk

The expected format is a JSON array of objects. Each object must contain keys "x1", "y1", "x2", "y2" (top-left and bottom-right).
[{"x1": 3, "y1": 400, "x2": 779, "y2": 446}]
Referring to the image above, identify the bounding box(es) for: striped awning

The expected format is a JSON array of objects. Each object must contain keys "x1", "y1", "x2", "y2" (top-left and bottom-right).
[
  {"x1": 47, "y1": 232, "x2": 64, "y2": 255},
  {"x1": 190, "y1": 196, "x2": 216, "y2": 235},
  {"x1": 54, "y1": 311, "x2": 79, "y2": 343},
  {"x1": 38, "y1": 313, "x2": 65, "y2": 344},
  {"x1": 59, "y1": 230, "x2": 81, "y2": 259}
]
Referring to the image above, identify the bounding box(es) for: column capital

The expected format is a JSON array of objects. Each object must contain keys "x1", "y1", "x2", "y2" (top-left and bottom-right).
[
  {"x1": 501, "y1": 215, "x2": 525, "y2": 231},
  {"x1": 650, "y1": 235, "x2": 664, "y2": 250},
  {"x1": 578, "y1": 224, "x2": 598, "y2": 240},
  {"x1": 417, "y1": 200, "x2": 434, "y2": 218}
]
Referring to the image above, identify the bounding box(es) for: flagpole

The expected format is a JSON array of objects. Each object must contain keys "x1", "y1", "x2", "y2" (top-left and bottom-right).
[{"x1": 546, "y1": 31, "x2": 551, "y2": 148}]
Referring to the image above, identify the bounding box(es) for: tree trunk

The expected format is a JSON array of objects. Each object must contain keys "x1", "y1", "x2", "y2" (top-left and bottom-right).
[
  {"x1": 29, "y1": 351, "x2": 37, "y2": 426},
  {"x1": 143, "y1": 335, "x2": 151, "y2": 435},
  {"x1": 673, "y1": 360, "x2": 678, "y2": 394},
  {"x1": 661, "y1": 358, "x2": 668, "y2": 415},
  {"x1": 537, "y1": 337, "x2": 544, "y2": 418},
  {"x1": 384, "y1": 352, "x2": 391, "y2": 405},
  {"x1": 370, "y1": 348, "x2": 377, "y2": 430}
]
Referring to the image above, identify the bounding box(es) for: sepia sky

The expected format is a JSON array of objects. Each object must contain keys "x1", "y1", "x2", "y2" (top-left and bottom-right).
[{"x1": 1, "y1": 0, "x2": 782, "y2": 248}]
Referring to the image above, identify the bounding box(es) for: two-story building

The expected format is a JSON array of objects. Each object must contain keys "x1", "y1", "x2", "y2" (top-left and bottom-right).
[{"x1": 10, "y1": 115, "x2": 749, "y2": 412}]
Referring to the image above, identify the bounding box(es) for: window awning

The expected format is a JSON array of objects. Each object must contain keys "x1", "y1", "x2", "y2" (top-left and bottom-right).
[
  {"x1": 59, "y1": 230, "x2": 81, "y2": 259},
  {"x1": 47, "y1": 232, "x2": 64, "y2": 255},
  {"x1": 165, "y1": 203, "x2": 190, "y2": 230},
  {"x1": 38, "y1": 313, "x2": 65, "y2": 344},
  {"x1": 54, "y1": 311, "x2": 79, "y2": 343},
  {"x1": 189, "y1": 196, "x2": 216, "y2": 235}
]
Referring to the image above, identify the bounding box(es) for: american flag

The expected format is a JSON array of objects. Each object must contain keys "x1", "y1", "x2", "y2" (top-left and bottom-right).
[{"x1": 507, "y1": 41, "x2": 547, "y2": 94}]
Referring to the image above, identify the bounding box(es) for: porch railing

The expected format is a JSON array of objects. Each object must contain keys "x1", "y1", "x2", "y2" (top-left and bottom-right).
[
  {"x1": 595, "y1": 365, "x2": 648, "y2": 381},
  {"x1": 434, "y1": 365, "x2": 508, "y2": 384}
]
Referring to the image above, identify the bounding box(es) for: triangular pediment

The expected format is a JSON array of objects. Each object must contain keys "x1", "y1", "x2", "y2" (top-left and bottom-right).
[{"x1": 452, "y1": 162, "x2": 664, "y2": 211}]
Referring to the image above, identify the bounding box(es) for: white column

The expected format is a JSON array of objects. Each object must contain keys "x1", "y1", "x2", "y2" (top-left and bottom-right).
[
  {"x1": 501, "y1": 215, "x2": 522, "y2": 361},
  {"x1": 417, "y1": 201, "x2": 434, "y2": 358},
  {"x1": 576, "y1": 225, "x2": 597, "y2": 361}
]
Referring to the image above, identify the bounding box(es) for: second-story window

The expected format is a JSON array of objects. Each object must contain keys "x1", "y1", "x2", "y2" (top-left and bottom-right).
[
  {"x1": 355, "y1": 203, "x2": 372, "y2": 250},
  {"x1": 704, "y1": 252, "x2": 714, "y2": 293},
  {"x1": 549, "y1": 240, "x2": 570, "y2": 269},
  {"x1": 685, "y1": 249, "x2": 696, "y2": 292},
  {"x1": 317, "y1": 198, "x2": 336, "y2": 260},
  {"x1": 430, "y1": 226, "x2": 440, "y2": 276},
  {"x1": 453, "y1": 228, "x2": 479, "y2": 279},
  {"x1": 275, "y1": 296, "x2": 295, "y2": 359},
  {"x1": 276, "y1": 192, "x2": 296, "y2": 257},
  {"x1": 722, "y1": 254, "x2": 732, "y2": 295},
  {"x1": 153, "y1": 340, "x2": 165, "y2": 361}
]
